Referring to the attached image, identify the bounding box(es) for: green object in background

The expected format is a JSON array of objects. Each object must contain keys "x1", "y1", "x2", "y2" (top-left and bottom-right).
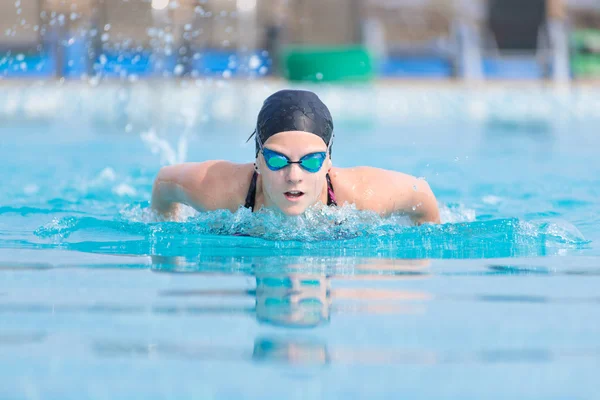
[
  {"x1": 282, "y1": 46, "x2": 373, "y2": 83},
  {"x1": 571, "y1": 29, "x2": 600, "y2": 78}
]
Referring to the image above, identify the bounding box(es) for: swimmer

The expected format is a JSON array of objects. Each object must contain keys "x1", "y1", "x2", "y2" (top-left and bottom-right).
[{"x1": 151, "y1": 89, "x2": 440, "y2": 225}]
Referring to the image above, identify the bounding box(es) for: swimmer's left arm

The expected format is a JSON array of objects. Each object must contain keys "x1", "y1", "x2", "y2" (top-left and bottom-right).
[
  {"x1": 360, "y1": 168, "x2": 440, "y2": 225},
  {"x1": 401, "y1": 176, "x2": 440, "y2": 225}
]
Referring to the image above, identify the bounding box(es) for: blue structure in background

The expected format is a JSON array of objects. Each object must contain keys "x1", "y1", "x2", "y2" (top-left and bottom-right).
[
  {"x1": 191, "y1": 50, "x2": 271, "y2": 77},
  {"x1": 379, "y1": 56, "x2": 454, "y2": 78},
  {"x1": 0, "y1": 51, "x2": 55, "y2": 78},
  {"x1": 1, "y1": 44, "x2": 272, "y2": 79},
  {"x1": 482, "y1": 57, "x2": 544, "y2": 79}
]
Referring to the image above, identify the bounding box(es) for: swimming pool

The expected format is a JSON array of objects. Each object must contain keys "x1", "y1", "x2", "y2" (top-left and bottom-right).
[{"x1": 1, "y1": 81, "x2": 599, "y2": 399}]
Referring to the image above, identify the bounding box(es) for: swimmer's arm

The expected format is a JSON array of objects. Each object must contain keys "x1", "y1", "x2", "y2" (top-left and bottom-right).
[
  {"x1": 388, "y1": 173, "x2": 440, "y2": 225},
  {"x1": 151, "y1": 165, "x2": 198, "y2": 220},
  {"x1": 151, "y1": 161, "x2": 245, "y2": 220},
  {"x1": 352, "y1": 168, "x2": 439, "y2": 225}
]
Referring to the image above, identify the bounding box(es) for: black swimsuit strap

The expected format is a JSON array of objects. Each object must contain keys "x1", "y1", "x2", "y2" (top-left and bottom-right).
[
  {"x1": 326, "y1": 173, "x2": 337, "y2": 207},
  {"x1": 244, "y1": 171, "x2": 258, "y2": 211},
  {"x1": 244, "y1": 171, "x2": 337, "y2": 211}
]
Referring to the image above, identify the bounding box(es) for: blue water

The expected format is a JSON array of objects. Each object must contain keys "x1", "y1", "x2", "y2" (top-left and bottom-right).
[{"x1": 1, "y1": 82, "x2": 600, "y2": 399}]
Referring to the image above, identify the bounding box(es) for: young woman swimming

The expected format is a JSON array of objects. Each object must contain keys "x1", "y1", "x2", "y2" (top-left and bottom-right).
[{"x1": 151, "y1": 89, "x2": 440, "y2": 225}]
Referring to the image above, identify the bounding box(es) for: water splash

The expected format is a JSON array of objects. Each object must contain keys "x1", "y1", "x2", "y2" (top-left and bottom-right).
[
  {"x1": 31, "y1": 204, "x2": 589, "y2": 259},
  {"x1": 140, "y1": 128, "x2": 183, "y2": 166},
  {"x1": 139, "y1": 102, "x2": 197, "y2": 166}
]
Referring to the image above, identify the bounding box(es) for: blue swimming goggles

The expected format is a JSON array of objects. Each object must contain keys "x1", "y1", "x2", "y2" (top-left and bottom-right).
[{"x1": 257, "y1": 134, "x2": 333, "y2": 173}]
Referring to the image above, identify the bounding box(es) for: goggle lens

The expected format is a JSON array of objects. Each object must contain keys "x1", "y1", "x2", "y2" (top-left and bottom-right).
[
  {"x1": 267, "y1": 155, "x2": 289, "y2": 169},
  {"x1": 300, "y1": 156, "x2": 324, "y2": 172}
]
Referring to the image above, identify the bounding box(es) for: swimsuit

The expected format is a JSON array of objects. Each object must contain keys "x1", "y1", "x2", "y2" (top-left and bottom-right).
[{"x1": 244, "y1": 171, "x2": 337, "y2": 211}]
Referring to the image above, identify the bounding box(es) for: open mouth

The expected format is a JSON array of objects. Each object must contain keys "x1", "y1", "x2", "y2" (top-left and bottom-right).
[{"x1": 284, "y1": 191, "x2": 304, "y2": 201}]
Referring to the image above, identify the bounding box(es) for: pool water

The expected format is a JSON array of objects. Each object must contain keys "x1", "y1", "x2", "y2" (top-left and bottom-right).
[{"x1": 1, "y1": 82, "x2": 599, "y2": 399}]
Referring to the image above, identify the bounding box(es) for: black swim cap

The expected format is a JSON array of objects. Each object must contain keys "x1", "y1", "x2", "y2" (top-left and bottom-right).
[{"x1": 250, "y1": 89, "x2": 334, "y2": 157}]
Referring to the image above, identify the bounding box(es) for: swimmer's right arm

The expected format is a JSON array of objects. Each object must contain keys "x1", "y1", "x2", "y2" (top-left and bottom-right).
[
  {"x1": 151, "y1": 163, "x2": 209, "y2": 220},
  {"x1": 151, "y1": 161, "x2": 239, "y2": 220}
]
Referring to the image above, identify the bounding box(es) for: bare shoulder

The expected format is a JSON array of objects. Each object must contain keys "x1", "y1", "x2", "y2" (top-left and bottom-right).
[
  {"x1": 329, "y1": 166, "x2": 424, "y2": 199},
  {"x1": 157, "y1": 161, "x2": 254, "y2": 211},
  {"x1": 328, "y1": 166, "x2": 439, "y2": 223}
]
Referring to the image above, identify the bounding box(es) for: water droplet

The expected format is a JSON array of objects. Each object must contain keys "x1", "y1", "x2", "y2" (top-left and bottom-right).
[
  {"x1": 104, "y1": 24, "x2": 111, "y2": 31},
  {"x1": 412, "y1": 185, "x2": 417, "y2": 191},
  {"x1": 184, "y1": 23, "x2": 192, "y2": 31},
  {"x1": 151, "y1": 0, "x2": 169, "y2": 10},
  {"x1": 15, "y1": 53, "x2": 24, "y2": 61},
  {"x1": 259, "y1": 66, "x2": 268, "y2": 75},
  {"x1": 99, "y1": 54, "x2": 107, "y2": 65},
  {"x1": 101, "y1": 33, "x2": 109, "y2": 42},
  {"x1": 222, "y1": 70, "x2": 232, "y2": 79},
  {"x1": 248, "y1": 55, "x2": 261, "y2": 70},
  {"x1": 70, "y1": 12, "x2": 78, "y2": 21},
  {"x1": 454, "y1": 156, "x2": 459, "y2": 162},
  {"x1": 316, "y1": 72, "x2": 323, "y2": 80},
  {"x1": 412, "y1": 206, "x2": 417, "y2": 211},
  {"x1": 173, "y1": 64, "x2": 184, "y2": 76},
  {"x1": 125, "y1": 124, "x2": 133, "y2": 132}
]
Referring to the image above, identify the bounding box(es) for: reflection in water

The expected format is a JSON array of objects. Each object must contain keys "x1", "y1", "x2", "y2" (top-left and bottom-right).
[
  {"x1": 255, "y1": 273, "x2": 331, "y2": 328},
  {"x1": 157, "y1": 256, "x2": 431, "y2": 328},
  {"x1": 92, "y1": 337, "x2": 600, "y2": 366},
  {"x1": 253, "y1": 337, "x2": 329, "y2": 365},
  {"x1": 4, "y1": 256, "x2": 600, "y2": 368}
]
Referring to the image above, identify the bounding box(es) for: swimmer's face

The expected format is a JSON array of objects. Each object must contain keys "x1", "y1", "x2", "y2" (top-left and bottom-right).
[{"x1": 257, "y1": 131, "x2": 332, "y2": 216}]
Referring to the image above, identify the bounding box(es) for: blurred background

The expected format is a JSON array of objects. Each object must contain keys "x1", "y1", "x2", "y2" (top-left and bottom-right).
[{"x1": 1, "y1": 0, "x2": 599, "y2": 82}]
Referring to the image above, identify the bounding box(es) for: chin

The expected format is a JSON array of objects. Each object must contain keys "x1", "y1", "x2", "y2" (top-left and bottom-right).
[{"x1": 279, "y1": 204, "x2": 308, "y2": 216}]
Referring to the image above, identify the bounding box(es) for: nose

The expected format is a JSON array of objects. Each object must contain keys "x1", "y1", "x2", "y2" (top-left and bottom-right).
[{"x1": 285, "y1": 163, "x2": 303, "y2": 184}]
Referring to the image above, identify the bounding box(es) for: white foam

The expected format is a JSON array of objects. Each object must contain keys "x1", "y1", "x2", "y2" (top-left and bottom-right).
[
  {"x1": 482, "y1": 195, "x2": 502, "y2": 205},
  {"x1": 439, "y1": 203, "x2": 476, "y2": 224},
  {"x1": 112, "y1": 183, "x2": 137, "y2": 197}
]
